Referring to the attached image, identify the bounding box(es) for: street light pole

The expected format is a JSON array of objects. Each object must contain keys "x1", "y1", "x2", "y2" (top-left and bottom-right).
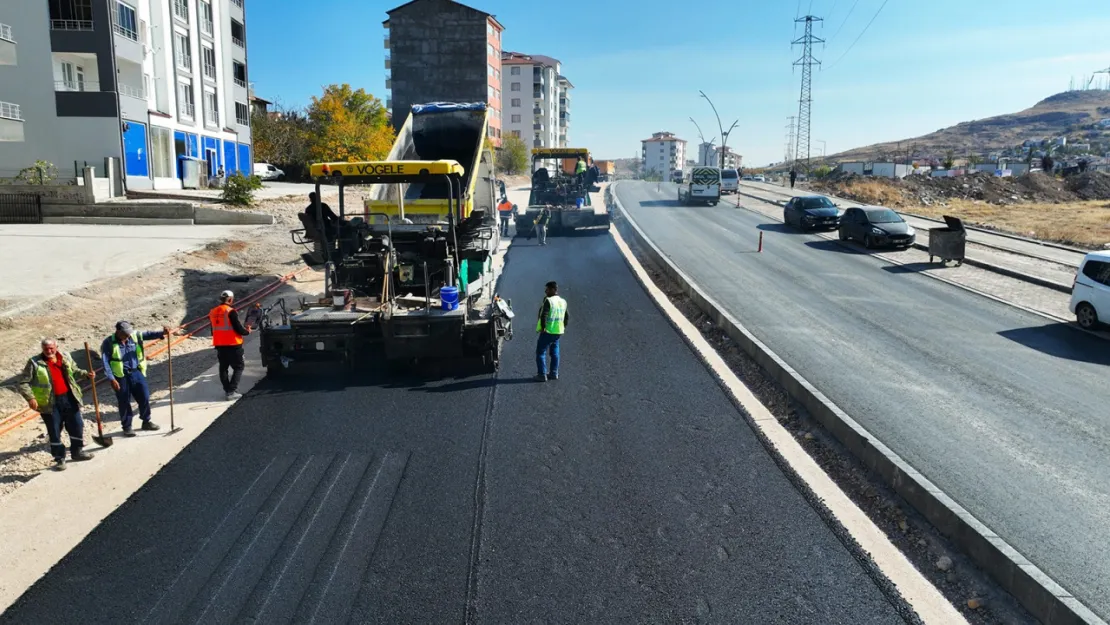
[
  {"x1": 817, "y1": 139, "x2": 827, "y2": 158},
  {"x1": 700, "y1": 90, "x2": 738, "y2": 169}
]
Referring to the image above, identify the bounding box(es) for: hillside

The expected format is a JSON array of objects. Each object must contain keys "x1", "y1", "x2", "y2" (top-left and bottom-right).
[{"x1": 832, "y1": 90, "x2": 1110, "y2": 162}]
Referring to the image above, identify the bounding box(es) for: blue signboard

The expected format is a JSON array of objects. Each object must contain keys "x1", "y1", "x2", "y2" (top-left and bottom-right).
[
  {"x1": 223, "y1": 140, "x2": 237, "y2": 174},
  {"x1": 122, "y1": 121, "x2": 149, "y2": 178}
]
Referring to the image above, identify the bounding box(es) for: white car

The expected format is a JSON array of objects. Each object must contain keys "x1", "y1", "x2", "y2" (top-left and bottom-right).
[
  {"x1": 754, "y1": 175, "x2": 766, "y2": 182},
  {"x1": 253, "y1": 163, "x2": 285, "y2": 181},
  {"x1": 1070, "y1": 251, "x2": 1110, "y2": 329},
  {"x1": 720, "y1": 168, "x2": 739, "y2": 194}
]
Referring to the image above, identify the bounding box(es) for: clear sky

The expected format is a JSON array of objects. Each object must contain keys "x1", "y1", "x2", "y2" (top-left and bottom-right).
[{"x1": 246, "y1": 0, "x2": 1110, "y2": 165}]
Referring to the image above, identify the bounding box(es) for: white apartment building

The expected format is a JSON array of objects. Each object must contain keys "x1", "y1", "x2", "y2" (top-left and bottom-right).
[
  {"x1": 0, "y1": 0, "x2": 252, "y2": 190},
  {"x1": 641, "y1": 131, "x2": 686, "y2": 175},
  {"x1": 697, "y1": 142, "x2": 741, "y2": 168},
  {"x1": 501, "y1": 52, "x2": 570, "y2": 148}
]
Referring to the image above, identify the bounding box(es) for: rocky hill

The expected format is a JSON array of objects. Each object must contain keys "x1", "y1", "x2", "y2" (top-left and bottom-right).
[{"x1": 832, "y1": 90, "x2": 1110, "y2": 162}]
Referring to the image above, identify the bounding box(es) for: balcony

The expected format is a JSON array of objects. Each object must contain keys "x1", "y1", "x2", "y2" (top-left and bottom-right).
[
  {"x1": 118, "y1": 83, "x2": 146, "y2": 99},
  {"x1": 205, "y1": 108, "x2": 219, "y2": 127},
  {"x1": 384, "y1": 58, "x2": 390, "y2": 70},
  {"x1": 533, "y1": 91, "x2": 543, "y2": 100},
  {"x1": 1, "y1": 23, "x2": 14, "y2": 42},
  {"x1": 204, "y1": 62, "x2": 217, "y2": 79},
  {"x1": 0, "y1": 101, "x2": 22, "y2": 121},
  {"x1": 232, "y1": 36, "x2": 244, "y2": 48},
  {"x1": 201, "y1": 17, "x2": 213, "y2": 35},
  {"x1": 55, "y1": 80, "x2": 100, "y2": 92},
  {"x1": 179, "y1": 102, "x2": 195, "y2": 120},
  {"x1": 533, "y1": 107, "x2": 542, "y2": 115},
  {"x1": 231, "y1": 0, "x2": 243, "y2": 7},
  {"x1": 176, "y1": 55, "x2": 192, "y2": 71},
  {"x1": 51, "y1": 19, "x2": 94, "y2": 31},
  {"x1": 234, "y1": 77, "x2": 246, "y2": 88},
  {"x1": 534, "y1": 123, "x2": 544, "y2": 131},
  {"x1": 173, "y1": 0, "x2": 189, "y2": 21}
]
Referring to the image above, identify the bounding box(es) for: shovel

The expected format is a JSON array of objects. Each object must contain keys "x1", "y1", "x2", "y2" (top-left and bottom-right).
[
  {"x1": 83, "y1": 342, "x2": 113, "y2": 448},
  {"x1": 166, "y1": 329, "x2": 181, "y2": 433}
]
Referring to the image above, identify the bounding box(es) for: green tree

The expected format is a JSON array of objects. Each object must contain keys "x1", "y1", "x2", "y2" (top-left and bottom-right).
[
  {"x1": 251, "y1": 103, "x2": 311, "y2": 172},
  {"x1": 943, "y1": 150, "x2": 955, "y2": 170},
  {"x1": 497, "y1": 134, "x2": 529, "y2": 174},
  {"x1": 306, "y1": 84, "x2": 393, "y2": 163}
]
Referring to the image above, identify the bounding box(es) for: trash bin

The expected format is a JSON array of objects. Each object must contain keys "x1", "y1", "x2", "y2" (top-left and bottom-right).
[{"x1": 929, "y1": 215, "x2": 967, "y2": 266}]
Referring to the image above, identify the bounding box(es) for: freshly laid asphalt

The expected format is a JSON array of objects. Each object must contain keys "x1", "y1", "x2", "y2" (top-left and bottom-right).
[
  {"x1": 617, "y1": 181, "x2": 1110, "y2": 620},
  {"x1": 0, "y1": 226, "x2": 912, "y2": 623}
]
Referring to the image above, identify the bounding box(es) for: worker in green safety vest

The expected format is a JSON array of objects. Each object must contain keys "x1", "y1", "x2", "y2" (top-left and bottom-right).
[
  {"x1": 18, "y1": 338, "x2": 97, "y2": 470},
  {"x1": 101, "y1": 321, "x2": 172, "y2": 437},
  {"x1": 535, "y1": 281, "x2": 568, "y2": 382}
]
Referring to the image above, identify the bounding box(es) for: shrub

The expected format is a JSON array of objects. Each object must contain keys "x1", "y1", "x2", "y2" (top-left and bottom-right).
[
  {"x1": 16, "y1": 160, "x2": 59, "y2": 185},
  {"x1": 221, "y1": 172, "x2": 263, "y2": 205}
]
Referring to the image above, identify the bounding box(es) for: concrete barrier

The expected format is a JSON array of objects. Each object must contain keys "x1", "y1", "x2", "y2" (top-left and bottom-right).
[
  {"x1": 193, "y1": 205, "x2": 274, "y2": 225},
  {"x1": 42, "y1": 202, "x2": 195, "y2": 220},
  {"x1": 611, "y1": 181, "x2": 1105, "y2": 625},
  {"x1": 35, "y1": 202, "x2": 273, "y2": 226}
]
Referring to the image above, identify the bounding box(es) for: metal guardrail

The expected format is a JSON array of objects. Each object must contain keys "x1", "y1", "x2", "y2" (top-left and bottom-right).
[
  {"x1": 179, "y1": 102, "x2": 195, "y2": 119},
  {"x1": 0, "y1": 102, "x2": 21, "y2": 121},
  {"x1": 173, "y1": 0, "x2": 189, "y2": 21},
  {"x1": 0, "y1": 23, "x2": 13, "y2": 42},
  {"x1": 118, "y1": 83, "x2": 146, "y2": 99},
  {"x1": 50, "y1": 19, "x2": 93, "y2": 31},
  {"x1": 54, "y1": 80, "x2": 102, "y2": 92},
  {"x1": 203, "y1": 62, "x2": 217, "y2": 79},
  {"x1": 234, "y1": 77, "x2": 246, "y2": 88},
  {"x1": 232, "y1": 36, "x2": 244, "y2": 48}
]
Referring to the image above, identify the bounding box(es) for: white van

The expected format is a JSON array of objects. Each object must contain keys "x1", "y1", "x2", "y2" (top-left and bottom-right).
[
  {"x1": 720, "y1": 168, "x2": 739, "y2": 194},
  {"x1": 253, "y1": 163, "x2": 284, "y2": 181},
  {"x1": 1070, "y1": 251, "x2": 1110, "y2": 329},
  {"x1": 678, "y1": 167, "x2": 721, "y2": 206}
]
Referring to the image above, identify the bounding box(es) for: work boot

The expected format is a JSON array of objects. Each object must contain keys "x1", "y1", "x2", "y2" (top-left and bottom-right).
[
  {"x1": 71, "y1": 450, "x2": 94, "y2": 461},
  {"x1": 122, "y1": 429, "x2": 137, "y2": 438},
  {"x1": 226, "y1": 392, "x2": 243, "y2": 401},
  {"x1": 141, "y1": 421, "x2": 161, "y2": 432},
  {"x1": 550, "y1": 373, "x2": 559, "y2": 381},
  {"x1": 54, "y1": 457, "x2": 67, "y2": 471},
  {"x1": 534, "y1": 374, "x2": 547, "y2": 382}
]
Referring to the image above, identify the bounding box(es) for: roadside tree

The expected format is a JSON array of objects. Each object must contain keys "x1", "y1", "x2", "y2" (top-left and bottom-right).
[
  {"x1": 306, "y1": 84, "x2": 394, "y2": 163},
  {"x1": 497, "y1": 134, "x2": 529, "y2": 175}
]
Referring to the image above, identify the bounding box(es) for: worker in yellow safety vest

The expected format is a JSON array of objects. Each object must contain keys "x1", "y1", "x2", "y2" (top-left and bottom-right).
[
  {"x1": 535, "y1": 281, "x2": 568, "y2": 382},
  {"x1": 18, "y1": 338, "x2": 96, "y2": 470},
  {"x1": 575, "y1": 157, "x2": 587, "y2": 185},
  {"x1": 101, "y1": 321, "x2": 172, "y2": 436},
  {"x1": 210, "y1": 290, "x2": 251, "y2": 401}
]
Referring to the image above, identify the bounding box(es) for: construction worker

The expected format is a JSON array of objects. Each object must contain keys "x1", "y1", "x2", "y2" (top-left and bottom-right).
[
  {"x1": 101, "y1": 321, "x2": 169, "y2": 437},
  {"x1": 497, "y1": 196, "x2": 514, "y2": 237},
  {"x1": 789, "y1": 169, "x2": 797, "y2": 189},
  {"x1": 535, "y1": 281, "x2": 568, "y2": 382},
  {"x1": 210, "y1": 290, "x2": 251, "y2": 400},
  {"x1": 18, "y1": 338, "x2": 96, "y2": 470},
  {"x1": 535, "y1": 206, "x2": 551, "y2": 246},
  {"x1": 575, "y1": 157, "x2": 587, "y2": 185}
]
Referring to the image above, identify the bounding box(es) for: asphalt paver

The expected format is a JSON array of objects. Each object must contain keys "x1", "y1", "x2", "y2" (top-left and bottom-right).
[
  {"x1": 618, "y1": 181, "x2": 1110, "y2": 621},
  {"x1": 1, "y1": 228, "x2": 912, "y2": 624}
]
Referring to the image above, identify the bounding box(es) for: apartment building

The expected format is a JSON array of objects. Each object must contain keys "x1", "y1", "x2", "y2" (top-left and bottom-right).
[
  {"x1": 384, "y1": 0, "x2": 504, "y2": 146},
  {"x1": 641, "y1": 131, "x2": 686, "y2": 175},
  {"x1": 0, "y1": 0, "x2": 253, "y2": 190},
  {"x1": 697, "y1": 142, "x2": 741, "y2": 168},
  {"x1": 500, "y1": 52, "x2": 569, "y2": 149}
]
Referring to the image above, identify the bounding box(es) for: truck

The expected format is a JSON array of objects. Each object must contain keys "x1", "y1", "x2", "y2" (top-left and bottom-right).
[
  {"x1": 258, "y1": 103, "x2": 515, "y2": 375},
  {"x1": 677, "y1": 166, "x2": 722, "y2": 206},
  {"x1": 595, "y1": 160, "x2": 614, "y2": 181},
  {"x1": 516, "y1": 147, "x2": 611, "y2": 235}
]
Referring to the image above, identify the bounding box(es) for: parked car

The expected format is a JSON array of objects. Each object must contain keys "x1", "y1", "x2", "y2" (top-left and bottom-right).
[
  {"x1": 1070, "y1": 251, "x2": 1110, "y2": 329},
  {"x1": 784, "y1": 195, "x2": 841, "y2": 231},
  {"x1": 753, "y1": 174, "x2": 766, "y2": 182},
  {"x1": 741, "y1": 174, "x2": 754, "y2": 181},
  {"x1": 838, "y1": 206, "x2": 916, "y2": 248},
  {"x1": 253, "y1": 163, "x2": 285, "y2": 181}
]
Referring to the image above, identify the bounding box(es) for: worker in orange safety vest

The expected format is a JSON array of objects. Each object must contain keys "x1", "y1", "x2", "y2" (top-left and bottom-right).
[
  {"x1": 497, "y1": 197, "x2": 515, "y2": 237},
  {"x1": 210, "y1": 290, "x2": 251, "y2": 401}
]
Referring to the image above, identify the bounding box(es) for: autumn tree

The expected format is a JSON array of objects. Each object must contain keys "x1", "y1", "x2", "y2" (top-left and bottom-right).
[
  {"x1": 306, "y1": 84, "x2": 394, "y2": 163},
  {"x1": 497, "y1": 134, "x2": 529, "y2": 175},
  {"x1": 251, "y1": 103, "x2": 311, "y2": 173}
]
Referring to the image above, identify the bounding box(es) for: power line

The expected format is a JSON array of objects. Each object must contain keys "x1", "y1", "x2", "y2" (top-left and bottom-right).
[
  {"x1": 827, "y1": 0, "x2": 859, "y2": 44},
  {"x1": 825, "y1": 0, "x2": 841, "y2": 23},
  {"x1": 826, "y1": 0, "x2": 889, "y2": 70}
]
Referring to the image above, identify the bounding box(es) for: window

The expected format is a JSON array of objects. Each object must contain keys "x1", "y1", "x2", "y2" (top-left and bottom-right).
[
  {"x1": 113, "y1": 2, "x2": 137, "y2": 40},
  {"x1": 150, "y1": 126, "x2": 174, "y2": 178},
  {"x1": 177, "y1": 81, "x2": 194, "y2": 119},
  {"x1": 49, "y1": 0, "x2": 94, "y2": 30},
  {"x1": 488, "y1": 64, "x2": 493, "y2": 77},
  {"x1": 510, "y1": 66, "x2": 519, "y2": 75},
  {"x1": 510, "y1": 98, "x2": 520, "y2": 107},
  {"x1": 511, "y1": 114, "x2": 520, "y2": 123},
  {"x1": 0, "y1": 24, "x2": 11, "y2": 42},
  {"x1": 235, "y1": 101, "x2": 249, "y2": 125},
  {"x1": 173, "y1": 0, "x2": 188, "y2": 22},
  {"x1": 510, "y1": 82, "x2": 520, "y2": 92},
  {"x1": 230, "y1": 20, "x2": 244, "y2": 47},
  {"x1": 232, "y1": 62, "x2": 246, "y2": 88},
  {"x1": 204, "y1": 89, "x2": 218, "y2": 126},
  {"x1": 1082, "y1": 260, "x2": 1110, "y2": 286},
  {"x1": 0, "y1": 101, "x2": 22, "y2": 121},
  {"x1": 174, "y1": 32, "x2": 191, "y2": 70},
  {"x1": 200, "y1": 1, "x2": 213, "y2": 35},
  {"x1": 486, "y1": 43, "x2": 493, "y2": 56},
  {"x1": 202, "y1": 45, "x2": 216, "y2": 79}
]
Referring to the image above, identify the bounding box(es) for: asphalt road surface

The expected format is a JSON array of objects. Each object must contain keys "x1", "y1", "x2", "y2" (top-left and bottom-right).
[
  {"x1": 0, "y1": 229, "x2": 912, "y2": 624},
  {"x1": 617, "y1": 181, "x2": 1110, "y2": 620}
]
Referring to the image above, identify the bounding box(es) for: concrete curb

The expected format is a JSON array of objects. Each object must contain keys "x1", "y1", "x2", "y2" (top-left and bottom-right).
[
  {"x1": 43, "y1": 216, "x2": 197, "y2": 226},
  {"x1": 733, "y1": 190, "x2": 1073, "y2": 293},
  {"x1": 611, "y1": 181, "x2": 1106, "y2": 625},
  {"x1": 39, "y1": 204, "x2": 273, "y2": 226}
]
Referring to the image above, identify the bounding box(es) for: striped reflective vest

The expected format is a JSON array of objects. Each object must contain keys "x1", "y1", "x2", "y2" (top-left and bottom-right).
[
  {"x1": 536, "y1": 296, "x2": 567, "y2": 335},
  {"x1": 108, "y1": 334, "x2": 146, "y2": 378},
  {"x1": 210, "y1": 304, "x2": 243, "y2": 346},
  {"x1": 24, "y1": 354, "x2": 84, "y2": 414}
]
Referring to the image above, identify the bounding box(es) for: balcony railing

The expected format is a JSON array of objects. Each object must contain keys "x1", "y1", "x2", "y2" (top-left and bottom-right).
[
  {"x1": 51, "y1": 19, "x2": 94, "y2": 31},
  {"x1": 0, "y1": 102, "x2": 22, "y2": 121},
  {"x1": 118, "y1": 83, "x2": 147, "y2": 99},
  {"x1": 235, "y1": 113, "x2": 249, "y2": 125},
  {"x1": 0, "y1": 23, "x2": 14, "y2": 42},
  {"x1": 55, "y1": 80, "x2": 101, "y2": 92},
  {"x1": 176, "y1": 55, "x2": 192, "y2": 71},
  {"x1": 533, "y1": 123, "x2": 543, "y2": 130},
  {"x1": 201, "y1": 17, "x2": 213, "y2": 35},
  {"x1": 179, "y1": 102, "x2": 195, "y2": 119},
  {"x1": 231, "y1": 0, "x2": 243, "y2": 7},
  {"x1": 234, "y1": 77, "x2": 247, "y2": 88},
  {"x1": 173, "y1": 0, "x2": 189, "y2": 21},
  {"x1": 205, "y1": 108, "x2": 219, "y2": 126},
  {"x1": 232, "y1": 36, "x2": 244, "y2": 48},
  {"x1": 112, "y1": 21, "x2": 137, "y2": 41},
  {"x1": 203, "y1": 63, "x2": 217, "y2": 79},
  {"x1": 532, "y1": 107, "x2": 542, "y2": 115}
]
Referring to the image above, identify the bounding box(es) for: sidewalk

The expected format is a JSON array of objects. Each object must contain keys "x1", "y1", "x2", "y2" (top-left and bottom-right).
[
  {"x1": 738, "y1": 181, "x2": 1080, "y2": 290},
  {"x1": 0, "y1": 339, "x2": 264, "y2": 613}
]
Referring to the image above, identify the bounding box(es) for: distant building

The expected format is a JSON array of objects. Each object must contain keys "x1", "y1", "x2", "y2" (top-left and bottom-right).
[
  {"x1": 641, "y1": 131, "x2": 686, "y2": 175},
  {"x1": 500, "y1": 51, "x2": 567, "y2": 148},
  {"x1": 384, "y1": 0, "x2": 504, "y2": 146}
]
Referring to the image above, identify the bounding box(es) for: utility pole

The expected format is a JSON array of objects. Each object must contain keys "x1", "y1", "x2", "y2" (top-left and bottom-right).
[
  {"x1": 785, "y1": 116, "x2": 796, "y2": 166},
  {"x1": 792, "y1": 15, "x2": 823, "y2": 173}
]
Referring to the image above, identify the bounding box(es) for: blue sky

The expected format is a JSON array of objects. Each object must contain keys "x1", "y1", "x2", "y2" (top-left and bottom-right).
[{"x1": 246, "y1": 0, "x2": 1110, "y2": 165}]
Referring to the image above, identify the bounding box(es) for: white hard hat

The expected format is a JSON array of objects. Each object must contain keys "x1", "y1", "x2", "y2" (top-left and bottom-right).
[{"x1": 220, "y1": 290, "x2": 234, "y2": 301}]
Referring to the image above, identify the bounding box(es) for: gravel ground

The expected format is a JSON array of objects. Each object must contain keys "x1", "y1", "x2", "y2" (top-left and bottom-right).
[
  {"x1": 0, "y1": 189, "x2": 390, "y2": 498},
  {"x1": 612, "y1": 211, "x2": 1035, "y2": 625}
]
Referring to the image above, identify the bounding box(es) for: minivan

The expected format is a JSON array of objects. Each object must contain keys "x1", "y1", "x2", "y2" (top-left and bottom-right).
[
  {"x1": 720, "y1": 168, "x2": 739, "y2": 194},
  {"x1": 253, "y1": 163, "x2": 285, "y2": 181},
  {"x1": 678, "y1": 167, "x2": 722, "y2": 206},
  {"x1": 1070, "y1": 251, "x2": 1110, "y2": 329}
]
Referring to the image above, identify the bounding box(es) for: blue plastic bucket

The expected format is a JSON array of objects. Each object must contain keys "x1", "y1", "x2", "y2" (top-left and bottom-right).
[
  {"x1": 576, "y1": 197, "x2": 585, "y2": 209},
  {"x1": 440, "y1": 286, "x2": 459, "y2": 311}
]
